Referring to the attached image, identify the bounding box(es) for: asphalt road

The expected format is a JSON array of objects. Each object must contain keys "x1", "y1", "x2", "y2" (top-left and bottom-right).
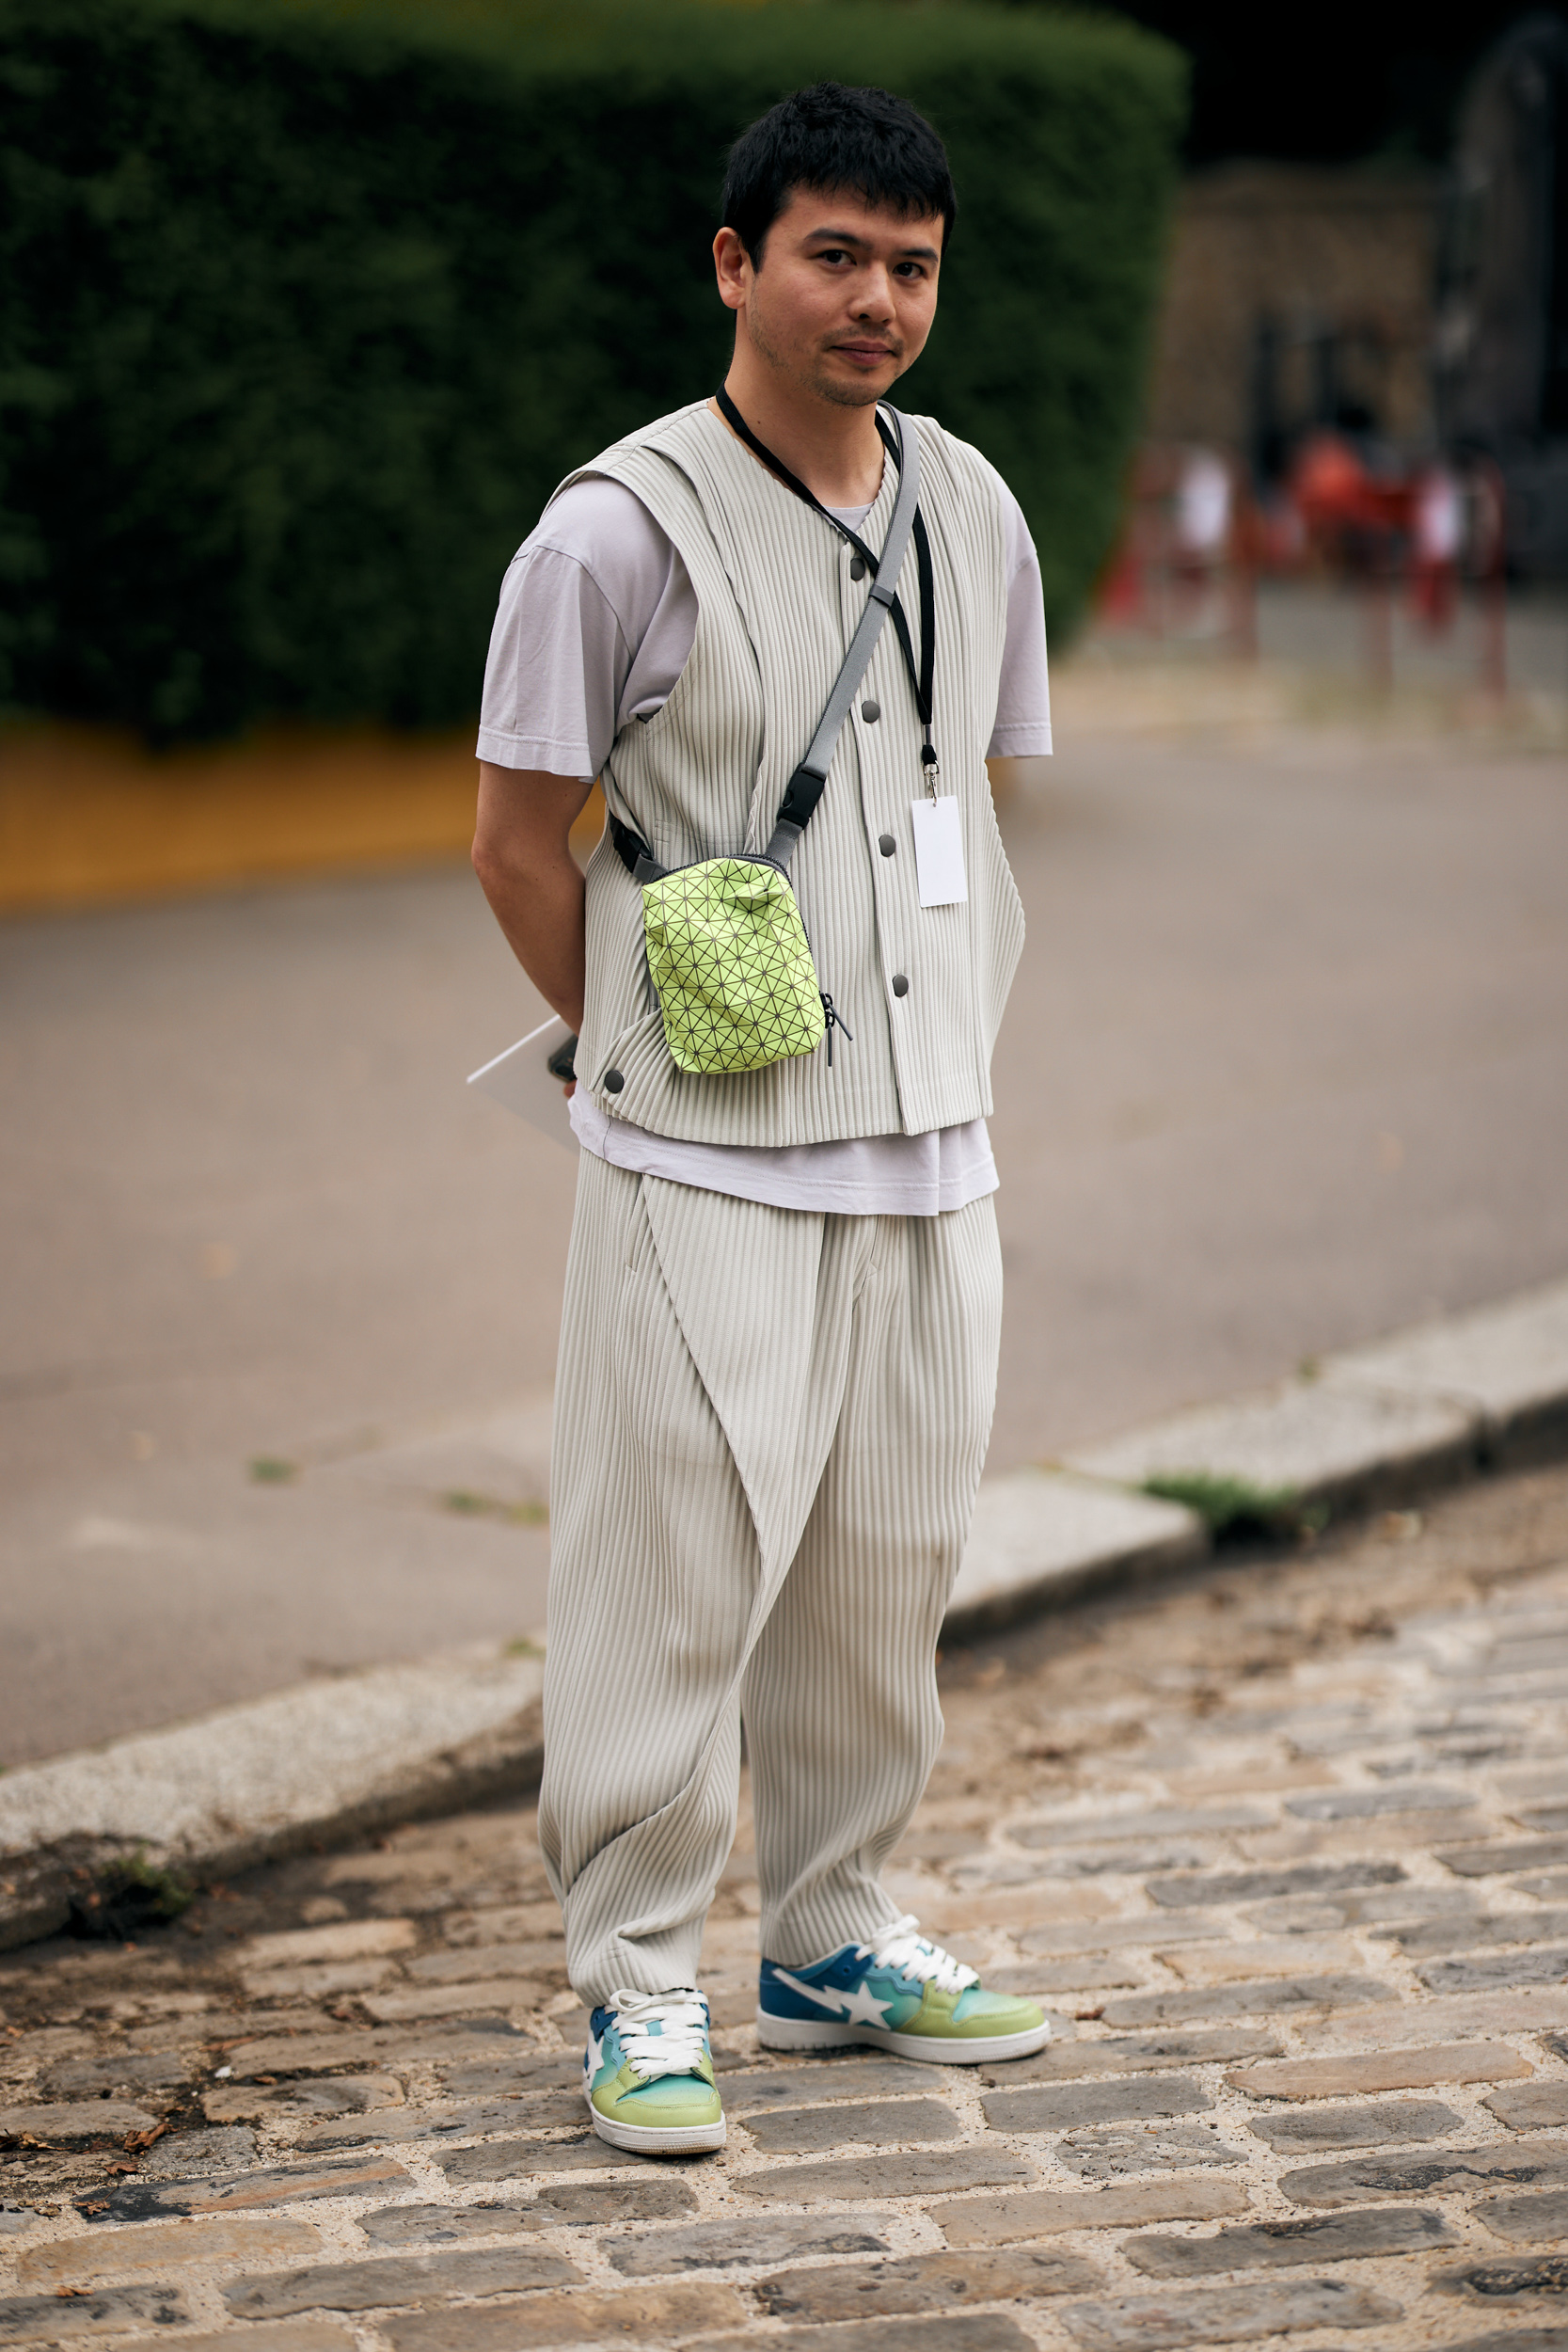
[{"x1": 4, "y1": 686, "x2": 1567, "y2": 1764}]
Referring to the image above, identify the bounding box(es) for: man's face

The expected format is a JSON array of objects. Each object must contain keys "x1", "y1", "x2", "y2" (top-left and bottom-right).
[{"x1": 719, "y1": 184, "x2": 944, "y2": 408}]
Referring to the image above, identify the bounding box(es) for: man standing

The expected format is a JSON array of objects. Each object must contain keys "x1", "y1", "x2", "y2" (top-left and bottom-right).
[{"x1": 473, "y1": 82, "x2": 1053, "y2": 2155}]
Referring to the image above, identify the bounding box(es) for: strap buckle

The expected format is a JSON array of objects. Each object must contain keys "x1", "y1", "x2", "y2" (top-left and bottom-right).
[{"x1": 610, "y1": 812, "x2": 664, "y2": 883}]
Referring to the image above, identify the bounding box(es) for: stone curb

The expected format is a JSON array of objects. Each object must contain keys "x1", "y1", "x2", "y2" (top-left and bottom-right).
[
  {"x1": 1068, "y1": 1273, "x2": 1568, "y2": 1508},
  {"x1": 942, "y1": 1472, "x2": 1204, "y2": 1640},
  {"x1": 3, "y1": 1274, "x2": 1565, "y2": 1956},
  {"x1": 0, "y1": 1651, "x2": 545, "y2": 1954},
  {"x1": 957, "y1": 1275, "x2": 1568, "y2": 1644}
]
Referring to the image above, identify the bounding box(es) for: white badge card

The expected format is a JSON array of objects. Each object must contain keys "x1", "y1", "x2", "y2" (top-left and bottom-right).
[{"x1": 910, "y1": 795, "x2": 968, "y2": 908}]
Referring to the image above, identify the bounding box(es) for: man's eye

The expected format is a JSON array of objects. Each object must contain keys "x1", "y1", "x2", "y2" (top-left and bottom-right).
[{"x1": 816, "y1": 247, "x2": 851, "y2": 265}]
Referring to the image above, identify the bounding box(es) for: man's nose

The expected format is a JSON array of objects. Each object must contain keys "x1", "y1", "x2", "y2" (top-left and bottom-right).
[{"x1": 853, "y1": 265, "x2": 897, "y2": 319}]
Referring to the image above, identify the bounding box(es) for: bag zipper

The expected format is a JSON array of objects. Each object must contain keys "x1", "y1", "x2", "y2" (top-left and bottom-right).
[{"x1": 819, "y1": 994, "x2": 853, "y2": 1066}]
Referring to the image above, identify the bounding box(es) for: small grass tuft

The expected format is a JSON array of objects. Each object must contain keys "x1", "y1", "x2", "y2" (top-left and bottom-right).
[
  {"x1": 443, "y1": 1491, "x2": 547, "y2": 1526},
  {"x1": 1143, "y1": 1470, "x2": 1327, "y2": 1543},
  {"x1": 249, "y1": 1456, "x2": 298, "y2": 1485},
  {"x1": 503, "y1": 1636, "x2": 546, "y2": 1660},
  {"x1": 70, "y1": 1850, "x2": 196, "y2": 1941}
]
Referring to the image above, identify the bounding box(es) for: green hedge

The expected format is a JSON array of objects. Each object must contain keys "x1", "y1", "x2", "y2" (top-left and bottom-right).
[{"x1": 0, "y1": 0, "x2": 1183, "y2": 739}]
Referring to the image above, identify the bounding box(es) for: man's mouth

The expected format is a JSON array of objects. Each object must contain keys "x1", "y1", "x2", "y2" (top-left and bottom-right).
[{"x1": 832, "y1": 342, "x2": 897, "y2": 367}]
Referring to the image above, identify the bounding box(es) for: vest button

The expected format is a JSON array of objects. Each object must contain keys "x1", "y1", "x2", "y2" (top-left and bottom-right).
[
  {"x1": 891, "y1": 973, "x2": 910, "y2": 998},
  {"x1": 849, "y1": 555, "x2": 866, "y2": 580},
  {"x1": 603, "y1": 1069, "x2": 625, "y2": 1093},
  {"x1": 878, "y1": 833, "x2": 896, "y2": 857},
  {"x1": 861, "y1": 699, "x2": 880, "y2": 723}
]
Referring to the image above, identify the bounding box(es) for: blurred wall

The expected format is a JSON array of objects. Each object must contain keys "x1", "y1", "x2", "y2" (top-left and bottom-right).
[{"x1": 1144, "y1": 165, "x2": 1439, "y2": 466}]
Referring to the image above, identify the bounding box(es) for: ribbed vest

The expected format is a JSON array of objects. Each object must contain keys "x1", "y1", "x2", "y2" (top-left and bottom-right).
[{"x1": 570, "y1": 401, "x2": 1024, "y2": 1147}]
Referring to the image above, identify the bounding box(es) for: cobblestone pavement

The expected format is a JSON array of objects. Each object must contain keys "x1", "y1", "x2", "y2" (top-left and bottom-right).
[{"x1": 4, "y1": 1463, "x2": 1568, "y2": 2351}]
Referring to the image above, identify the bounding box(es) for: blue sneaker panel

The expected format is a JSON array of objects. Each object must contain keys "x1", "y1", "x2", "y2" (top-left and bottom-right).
[
  {"x1": 587, "y1": 2009, "x2": 623, "y2": 2094},
  {"x1": 587, "y1": 1994, "x2": 712, "y2": 2094},
  {"x1": 758, "y1": 1947, "x2": 923, "y2": 2031}
]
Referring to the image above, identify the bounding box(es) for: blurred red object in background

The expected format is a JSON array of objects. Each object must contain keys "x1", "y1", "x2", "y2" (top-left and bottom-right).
[{"x1": 1291, "y1": 430, "x2": 1411, "y2": 554}]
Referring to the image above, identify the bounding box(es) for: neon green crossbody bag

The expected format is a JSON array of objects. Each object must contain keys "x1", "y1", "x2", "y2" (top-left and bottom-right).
[{"x1": 608, "y1": 401, "x2": 926, "y2": 1078}]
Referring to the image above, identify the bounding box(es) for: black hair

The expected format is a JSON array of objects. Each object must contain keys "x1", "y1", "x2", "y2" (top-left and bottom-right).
[{"x1": 721, "y1": 82, "x2": 957, "y2": 266}]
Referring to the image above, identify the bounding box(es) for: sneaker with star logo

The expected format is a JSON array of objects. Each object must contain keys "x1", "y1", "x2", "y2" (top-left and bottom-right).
[
  {"x1": 757, "y1": 1915, "x2": 1051, "y2": 2064},
  {"x1": 583, "y1": 1987, "x2": 725, "y2": 2153}
]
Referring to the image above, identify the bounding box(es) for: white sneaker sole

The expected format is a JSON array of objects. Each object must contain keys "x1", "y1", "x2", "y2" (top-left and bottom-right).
[
  {"x1": 754, "y1": 2010, "x2": 1052, "y2": 2066},
  {"x1": 583, "y1": 2080, "x2": 726, "y2": 2153}
]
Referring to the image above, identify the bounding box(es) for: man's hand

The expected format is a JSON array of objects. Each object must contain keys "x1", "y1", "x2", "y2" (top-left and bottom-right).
[{"x1": 472, "y1": 764, "x2": 595, "y2": 1050}]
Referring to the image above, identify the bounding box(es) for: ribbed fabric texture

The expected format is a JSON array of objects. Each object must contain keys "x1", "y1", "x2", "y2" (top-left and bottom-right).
[
  {"x1": 538, "y1": 1152, "x2": 1004, "y2": 2000},
  {"x1": 562, "y1": 402, "x2": 1025, "y2": 1149}
]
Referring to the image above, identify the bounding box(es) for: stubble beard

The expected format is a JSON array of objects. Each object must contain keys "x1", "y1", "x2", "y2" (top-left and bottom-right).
[{"x1": 746, "y1": 306, "x2": 900, "y2": 409}]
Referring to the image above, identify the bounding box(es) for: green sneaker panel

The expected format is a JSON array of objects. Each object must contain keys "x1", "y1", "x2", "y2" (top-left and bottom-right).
[{"x1": 590, "y1": 2055, "x2": 722, "y2": 2135}]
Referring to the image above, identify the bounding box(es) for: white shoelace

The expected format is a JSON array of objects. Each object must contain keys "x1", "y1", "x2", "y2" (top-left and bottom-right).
[
  {"x1": 856, "y1": 1914, "x2": 978, "y2": 1994},
  {"x1": 606, "y1": 1987, "x2": 710, "y2": 2078}
]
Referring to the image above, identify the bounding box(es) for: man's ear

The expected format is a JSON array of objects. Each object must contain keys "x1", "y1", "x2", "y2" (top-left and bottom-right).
[{"x1": 713, "y1": 224, "x2": 751, "y2": 313}]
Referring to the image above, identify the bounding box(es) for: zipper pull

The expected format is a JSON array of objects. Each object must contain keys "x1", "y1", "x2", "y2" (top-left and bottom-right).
[{"x1": 820, "y1": 993, "x2": 853, "y2": 1066}]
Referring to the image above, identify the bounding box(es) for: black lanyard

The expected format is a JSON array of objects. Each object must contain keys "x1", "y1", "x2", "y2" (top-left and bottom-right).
[{"x1": 715, "y1": 386, "x2": 939, "y2": 780}]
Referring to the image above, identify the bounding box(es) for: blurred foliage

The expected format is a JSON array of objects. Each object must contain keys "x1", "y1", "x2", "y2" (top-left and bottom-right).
[{"x1": 0, "y1": 0, "x2": 1183, "y2": 739}]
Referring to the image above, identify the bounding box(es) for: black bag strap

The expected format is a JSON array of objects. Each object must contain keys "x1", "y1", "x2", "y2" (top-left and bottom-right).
[{"x1": 611, "y1": 398, "x2": 927, "y2": 884}]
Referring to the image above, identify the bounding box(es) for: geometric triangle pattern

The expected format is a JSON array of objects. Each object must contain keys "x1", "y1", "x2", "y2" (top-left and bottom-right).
[{"x1": 642, "y1": 854, "x2": 828, "y2": 1075}]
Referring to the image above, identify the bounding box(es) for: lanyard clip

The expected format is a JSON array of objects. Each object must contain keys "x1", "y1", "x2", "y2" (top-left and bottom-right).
[{"x1": 921, "y1": 740, "x2": 940, "y2": 801}]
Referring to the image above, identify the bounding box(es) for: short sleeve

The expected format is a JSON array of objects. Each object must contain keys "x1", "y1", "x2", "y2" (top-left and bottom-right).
[
  {"x1": 986, "y1": 474, "x2": 1052, "y2": 759},
  {"x1": 477, "y1": 543, "x2": 626, "y2": 777},
  {"x1": 476, "y1": 478, "x2": 698, "y2": 778}
]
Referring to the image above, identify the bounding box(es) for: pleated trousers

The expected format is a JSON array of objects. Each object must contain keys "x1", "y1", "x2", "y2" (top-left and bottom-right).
[{"x1": 538, "y1": 1150, "x2": 1003, "y2": 2002}]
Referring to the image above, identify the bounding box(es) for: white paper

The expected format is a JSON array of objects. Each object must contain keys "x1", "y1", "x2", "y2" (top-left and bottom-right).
[
  {"x1": 467, "y1": 1015, "x2": 576, "y2": 1149},
  {"x1": 910, "y1": 795, "x2": 968, "y2": 908}
]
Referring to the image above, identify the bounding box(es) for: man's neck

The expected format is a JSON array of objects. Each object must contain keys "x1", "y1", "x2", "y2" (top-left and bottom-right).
[{"x1": 716, "y1": 348, "x2": 885, "y2": 510}]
